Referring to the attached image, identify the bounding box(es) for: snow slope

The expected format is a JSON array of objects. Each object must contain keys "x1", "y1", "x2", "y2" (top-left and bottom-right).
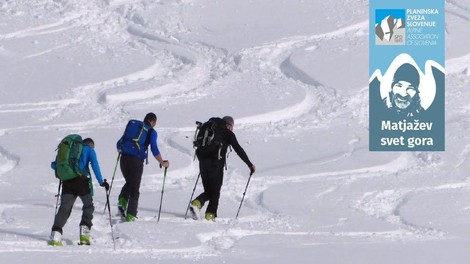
[{"x1": 1, "y1": 0, "x2": 470, "y2": 263}]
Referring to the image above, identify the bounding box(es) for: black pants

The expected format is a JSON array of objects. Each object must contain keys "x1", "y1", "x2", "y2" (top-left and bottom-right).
[
  {"x1": 52, "y1": 176, "x2": 94, "y2": 234},
  {"x1": 118, "y1": 154, "x2": 144, "y2": 217},
  {"x1": 195, "y1": 158, "x2": 224, "y2": 217}
]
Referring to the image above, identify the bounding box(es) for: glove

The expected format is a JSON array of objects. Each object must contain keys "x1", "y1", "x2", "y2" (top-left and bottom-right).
[
  {"x1": 249, "y1": 165, "x2": 256, "y2": 175},
  {"x1": 101, "y1": 179, "x2": 110, "y2": 191}
]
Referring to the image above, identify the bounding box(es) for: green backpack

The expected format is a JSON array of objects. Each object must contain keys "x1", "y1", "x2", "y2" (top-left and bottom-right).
[{"x1": 55, "y1": 134, "x2": 84, "y2": 181}]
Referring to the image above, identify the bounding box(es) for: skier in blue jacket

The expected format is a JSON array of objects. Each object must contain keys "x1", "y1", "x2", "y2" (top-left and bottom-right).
[
  {"x1": 117, "y1": 113, "x2": 170, "y2": 222},
  {"x1": 49, "y1": 138, "x2": 109, "y2": 246}
]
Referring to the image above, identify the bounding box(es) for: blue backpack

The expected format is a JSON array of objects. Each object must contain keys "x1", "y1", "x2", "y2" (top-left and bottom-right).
[{"x1": 117, "y1": 120, "x2": 152, "y2": 160}]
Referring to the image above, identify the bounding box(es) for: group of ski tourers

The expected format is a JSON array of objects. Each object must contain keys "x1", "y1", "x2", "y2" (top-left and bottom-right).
[{"x1": 49, "y1": 113, "x2": 256, "y2": 246}]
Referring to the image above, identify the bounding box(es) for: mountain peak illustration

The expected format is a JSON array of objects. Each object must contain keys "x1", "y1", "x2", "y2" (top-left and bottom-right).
[{"x1": 375, "y1": 15, "x2": 405, "y2": 42}]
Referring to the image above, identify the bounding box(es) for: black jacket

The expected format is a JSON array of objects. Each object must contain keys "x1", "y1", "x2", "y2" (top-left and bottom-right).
[{"x1": 220, "y1": 128, "x2": 253, "y2": 168}]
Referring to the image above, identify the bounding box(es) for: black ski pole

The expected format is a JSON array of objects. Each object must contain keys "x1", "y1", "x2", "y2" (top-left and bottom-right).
[
  {"x1": 235, "y1": 171, "x2": 254, "y2": 219},
  {"x1": 103, "y1": 153, "x2": 121, "y2": 213},
  {"x1": 157, "y1": 166, "x2": 168, "y2": 222},
  {"x1": 104, "y1": 181, "x2": 116, "y2": 250},
  {"x1": 184, "y1": 172, "x2": 201, "y2": 219},
  {"x1": 54, "y1": 180, "x2": 62, "y2": 216}
]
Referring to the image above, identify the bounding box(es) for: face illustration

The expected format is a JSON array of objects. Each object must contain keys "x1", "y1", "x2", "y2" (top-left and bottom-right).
[{"x1": 390, "y1": 80, "x2": 417, "y2": 110}]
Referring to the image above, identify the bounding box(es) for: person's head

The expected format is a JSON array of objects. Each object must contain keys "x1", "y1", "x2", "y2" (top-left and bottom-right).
[
  {"x1": 223, "y1": 116, "x2": 234, "y2": 131},
  {"x1": 389, "y1": 63, "x2": 421, "y2": 112},
  {"x1": 144, "y1": 112, "x2": 157, "y2": 127},
  {"x1": 83, "y1": 138, "x2": 95, "y2": 148}
]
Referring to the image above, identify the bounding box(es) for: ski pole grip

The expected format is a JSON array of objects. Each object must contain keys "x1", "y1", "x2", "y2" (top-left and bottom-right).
[{"x1": 160, "y1": 160, "x2": 168, "y2": 169}]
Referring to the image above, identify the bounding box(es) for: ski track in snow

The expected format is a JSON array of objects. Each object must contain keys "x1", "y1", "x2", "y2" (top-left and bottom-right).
[
  {"x1": 0, "y1": 0, "x2": 470, "y2": 258},
  {"x1": 448, "y1": 0, "x2": 470, "y2": 12},
  {"x1": 0, "y1": 146, "x2": 20, "y2": 183},
  {"x1": 0, "y1": 16, "x2": 79, "y2": 40}
]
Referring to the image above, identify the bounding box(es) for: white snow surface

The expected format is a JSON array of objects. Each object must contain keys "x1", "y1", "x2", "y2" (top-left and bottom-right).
[{"x1": 1, "y1": 0, "x2": 470, "y2": 263}]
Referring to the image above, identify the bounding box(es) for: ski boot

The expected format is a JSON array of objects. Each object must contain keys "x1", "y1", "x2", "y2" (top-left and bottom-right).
[
  {"x1": 49, "y1": 231, "x2": 63, "y2": 246},
  {"x1": 125, "y1": 213, "x2": 136, "y2": 222},
  {"x1": 189, "y1": 199, "x2": 202, "y2": 220},
  {"x1": 117, "y1": 197, "x2": 128, "y2": 218},
  {"x1": 79, "y1": 225, "x2": 91, "y2": 245},
  {"x1": 205, "y1": 212, "x2": 216, "y2": 222}
]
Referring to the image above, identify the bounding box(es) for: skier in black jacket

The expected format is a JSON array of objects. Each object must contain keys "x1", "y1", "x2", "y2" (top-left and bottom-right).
[{"x1": 190, "y1": 116, "x2": 256, "y2": 221}]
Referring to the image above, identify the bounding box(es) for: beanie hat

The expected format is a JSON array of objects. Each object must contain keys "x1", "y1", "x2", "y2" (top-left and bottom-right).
[
  {"x1": 392, "y1": 63, "x2": 420, "y2": 89},
  {"x1": 222, "y1": 116, "x2": 234, "y2": 126}
]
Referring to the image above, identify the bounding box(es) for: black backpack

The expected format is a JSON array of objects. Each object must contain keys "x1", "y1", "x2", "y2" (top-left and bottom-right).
[{"x1": 193, "y1": 117, "x2": 226, "y2": 160}]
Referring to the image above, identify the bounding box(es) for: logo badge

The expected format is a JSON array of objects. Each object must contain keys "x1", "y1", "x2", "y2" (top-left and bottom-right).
[{"x1": 369, "y1": 1, "x2": 445, "y2": 151}]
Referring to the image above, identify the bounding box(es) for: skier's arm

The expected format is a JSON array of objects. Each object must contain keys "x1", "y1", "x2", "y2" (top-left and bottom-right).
[
  {"x1": 88, "y1": 148, "x2": 104, "y2": 185},
  {"x1": 149, "y1": 130, "x2": 160, "y2": 156},
  {"x1": 150, "y1": 130, "x2": 169, "y2": 168},
  {"x1": 228, "y1": 131, "x2": 253, "y2": 168}
]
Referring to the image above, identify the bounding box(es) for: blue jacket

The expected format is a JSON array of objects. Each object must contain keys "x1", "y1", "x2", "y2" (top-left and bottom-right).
[
  {"x1": 149, "y1": 129, "x2": 161, "y2": 157},
  {"x1": 51, "y1": 145, "x2": 104, "y2": 185}
]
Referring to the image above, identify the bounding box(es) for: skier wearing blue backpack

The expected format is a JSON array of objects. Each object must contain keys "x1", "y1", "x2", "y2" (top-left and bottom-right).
[{"x1": 116, "y1": 112, "x2": 170, "y2": 222}]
